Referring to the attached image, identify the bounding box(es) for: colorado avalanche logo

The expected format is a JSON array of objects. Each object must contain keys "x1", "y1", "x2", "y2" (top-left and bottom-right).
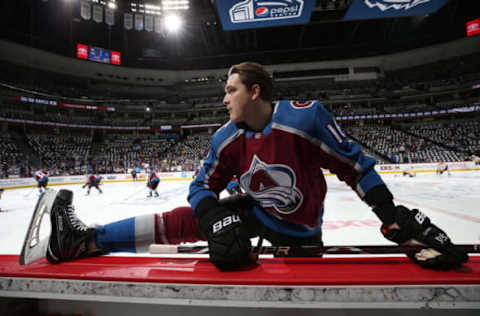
[
  {"x1": 239, "y1": 155, "x2": 303, "y2": 214},
  {"x1": 365, "y1": 0, "x2": 432, "y2": 11},
  {"x1": 255, "y1": 7, "x2": 269, "y2": 17},
  {"x1": 290, "y1": 101, "x2": 314, "y2": 109}
]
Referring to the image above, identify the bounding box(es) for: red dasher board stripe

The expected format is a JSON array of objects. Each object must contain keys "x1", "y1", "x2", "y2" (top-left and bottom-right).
[{"x1": 1, "y1": 255, "x2": 479, "y2": 286}]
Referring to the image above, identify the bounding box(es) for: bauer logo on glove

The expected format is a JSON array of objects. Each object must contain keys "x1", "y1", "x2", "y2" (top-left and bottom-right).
[{"x1": 212, "y1": 214, "x2": 241, "y2": 234}]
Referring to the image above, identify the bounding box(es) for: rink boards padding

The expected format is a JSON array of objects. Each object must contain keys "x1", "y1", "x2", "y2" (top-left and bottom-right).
[{"x1": 1, "y1": 254, "x2": 479, "y2": 286}]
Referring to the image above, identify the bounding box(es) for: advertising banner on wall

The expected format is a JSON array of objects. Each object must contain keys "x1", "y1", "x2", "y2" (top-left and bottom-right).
[
  {"x1": 466, "y1": 18, "x2": 480, "y2": 37},
  {"x1": 216, "y1": 0, "x2": 314, "y2": 31},
  {"x1": 344, "y1": 0, "x2": 448, "y2": 21}
]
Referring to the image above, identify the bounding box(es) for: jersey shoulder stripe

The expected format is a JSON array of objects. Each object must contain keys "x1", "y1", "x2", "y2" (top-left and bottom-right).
[{"x1": 211, "y1": 120, "x2": 241, "y2": 153}]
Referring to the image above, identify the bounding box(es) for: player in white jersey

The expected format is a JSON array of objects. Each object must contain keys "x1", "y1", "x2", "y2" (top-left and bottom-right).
[
  {"x1": 471, "y1": 154, "x2": 480, "y2": 165},
  {"x1": 436, "y1": 161, "x2": 450, "y2": 176},
  {"x1": 402, "y1": 166, "x2": 416, "y2": 178}
]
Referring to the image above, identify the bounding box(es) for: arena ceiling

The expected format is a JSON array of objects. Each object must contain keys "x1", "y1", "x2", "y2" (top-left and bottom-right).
[{"x1": 0, "y1": 0, "x2": 477, "y2": 70}]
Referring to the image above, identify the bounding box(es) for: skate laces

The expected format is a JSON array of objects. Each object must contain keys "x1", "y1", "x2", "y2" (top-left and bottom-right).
[{"x1": 66, "y1": 205, "x2": 89, "y2": 232}]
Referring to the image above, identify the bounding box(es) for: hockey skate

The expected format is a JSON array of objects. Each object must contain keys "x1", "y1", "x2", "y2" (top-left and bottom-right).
[
  {"x1": 19, "y1": 189, "x2": 105, "y2": 265},
  {"x1": 46, "y1": 189, "x2": 105, "y2": 264}
]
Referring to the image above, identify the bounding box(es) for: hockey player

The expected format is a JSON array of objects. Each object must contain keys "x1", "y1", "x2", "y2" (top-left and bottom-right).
[
  {"x1": 146, "y1": 167, "x2": 160, "y2": 197},
  {"x1": 471, "y1": 154, "x2": 480, "y2": 166},
  {"x1": 436, "y1": 161, "x2": 450, "y2": 176},
  {"x1": 131, "y1": 168, "x2": 137, "y2": 181},
  {"x1": 226, "y1": 176, "x2": 242, "y2": 195},
  {"x1": 82, "y1": 173, "x2": 103, "y2": 195},
  {"x1": 42, "y1": 62, "x2": 468, "y2": 272},
  {"x1": 33, "y1": 169, "x2": 48, "y2": 193},
  {"x1": 402, "y1": 166, "x2": 416, "y2": 178}
]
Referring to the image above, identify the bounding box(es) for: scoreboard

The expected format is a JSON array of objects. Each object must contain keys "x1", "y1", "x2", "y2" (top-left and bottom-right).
[
  {"x1": 77, "y1": 44, "x2": 121, "y2": 65},
  {"x1": 89, "y1": 46, "x2": 111, "y2": 63}
]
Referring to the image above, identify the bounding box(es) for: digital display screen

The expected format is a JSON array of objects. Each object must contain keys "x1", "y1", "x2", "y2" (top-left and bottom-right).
[
  {"x1": 89, "y1": 46, "x2": 111, "y2": 64},
  {"x1": 76, "y1": 43, "x2": 121, "y2": 65}
]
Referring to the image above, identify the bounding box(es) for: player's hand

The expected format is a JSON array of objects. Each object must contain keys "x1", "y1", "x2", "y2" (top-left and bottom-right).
[
  {"x1": 198, "y1": 206, "x2": 252, "y2": 270},
  {"x1": 381, "y1": 206, "x2": 468, "y2": 270}
]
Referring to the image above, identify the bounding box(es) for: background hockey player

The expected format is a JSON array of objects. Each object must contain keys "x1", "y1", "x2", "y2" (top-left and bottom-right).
[
  {"x1": 402, "y1": 166, "x2": 416, "y2": 177},
  {"x1": 146, "y1": 167, "x2": 160, "y2": 197},
  {"x1": 131, "y1": 168, "x2": 137, "y2": 181},
  {"x1": 33, "y1": 169, "x2": 48, "y2": 193},
  {"x1": 42, "y1": 62, "x2": 468, "y2": 272},
  {"x1": 226, "y1": 175, "x2": 242, "y2": 195},
  {"x1": 436, "y1": 161, "x2": 450, "y2": 176},
  {"x1": 471, "y1": 154, "x2": 480, "y2": 166},
  {"x1": 82, "y1": 173, "x2": 103, "y2": 195}
]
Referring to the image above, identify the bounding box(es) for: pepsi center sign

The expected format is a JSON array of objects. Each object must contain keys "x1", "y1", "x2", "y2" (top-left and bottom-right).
[{"x1": 216, "y1": 0, "x2": 315, "y2": 31}]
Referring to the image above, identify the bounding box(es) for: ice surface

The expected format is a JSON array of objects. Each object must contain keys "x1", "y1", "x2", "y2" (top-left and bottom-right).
[{"x1": 1, "y1": 171, "x2": 479, "y2": 255}]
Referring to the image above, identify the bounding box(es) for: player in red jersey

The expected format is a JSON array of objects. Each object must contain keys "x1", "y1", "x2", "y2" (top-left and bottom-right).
[
  {"x1": 33, "y1": 169, "x2": 49, "y2": 193},
  {"x1": 83, "y1": 173, "x2": 103, "y2": 195}
]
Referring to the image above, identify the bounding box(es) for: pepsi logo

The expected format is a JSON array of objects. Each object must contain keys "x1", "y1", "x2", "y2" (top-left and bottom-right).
[{"x1": 255, "y1": 7, "x2": 269, "y2": 17}]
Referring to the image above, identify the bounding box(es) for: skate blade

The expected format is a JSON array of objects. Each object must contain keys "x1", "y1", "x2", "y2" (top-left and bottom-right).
[{"x1": 19, "y1": 189, "x2": 57, "y2": 265}]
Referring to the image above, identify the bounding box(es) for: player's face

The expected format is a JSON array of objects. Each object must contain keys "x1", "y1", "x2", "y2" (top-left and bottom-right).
[{"x1": 223, "y1": 73, "x2": 255, "y2": 123}]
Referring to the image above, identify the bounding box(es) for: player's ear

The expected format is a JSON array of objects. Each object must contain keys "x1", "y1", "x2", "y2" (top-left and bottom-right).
[{"x1": 250, "y1": 83, "x2": 261, "y2": 100}]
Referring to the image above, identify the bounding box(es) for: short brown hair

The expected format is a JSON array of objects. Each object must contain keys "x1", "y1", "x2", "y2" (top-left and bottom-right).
[{"x1": 228, "y1": 62, "x2": 273, "y2": 102}]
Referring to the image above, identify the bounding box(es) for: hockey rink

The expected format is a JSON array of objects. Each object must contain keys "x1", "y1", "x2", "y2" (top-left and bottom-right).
[{"x1": 0, "y1": 171, "x2": 479, "y2": 256}]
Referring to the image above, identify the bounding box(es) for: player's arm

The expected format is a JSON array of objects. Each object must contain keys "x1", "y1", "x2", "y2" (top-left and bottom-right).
[
  {"x1": 313, "y1": 103, "x2": 468, "y2": 270},
  {"x1": 187, "y1": 138, "x2": 250, "y2": 270}
]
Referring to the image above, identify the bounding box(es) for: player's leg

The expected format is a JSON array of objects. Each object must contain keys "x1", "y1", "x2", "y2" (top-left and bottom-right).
[
  {"x1": 38, "y1": 181, "x2": 45, "y2": 193},
  {"x1": 147, "y1": 182, "x2": 152, "y2": 197},
  {"x1": 95, "y1": 182, "x2": 103, "y2": 193},
  {"x1": 152, "y1": 179, "x2": 159, "y2": 197},
  {"x1": 46, "y1": 189, "x2": 204, "y2": 263},
  {"x1": 46, "y1": 190, "x2": 262, "y2": 264}
]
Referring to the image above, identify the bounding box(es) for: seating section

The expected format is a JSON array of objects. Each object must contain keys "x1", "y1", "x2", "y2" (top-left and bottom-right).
[
  {"x1": 345, "y1": 124, "x2": 468, "y2": 163},
  {"x1": 0, "y1": 134, "x2": 25, "y2": 177},
  {"x1": 26, "y1": 134, "x2": 92, "y2": 175},
  {"x1": 406, "y1": 121, "x2": 480, "y2": 158},
  {"x1": 1, "y1": 54, "x2": 479, "y2": 175}
]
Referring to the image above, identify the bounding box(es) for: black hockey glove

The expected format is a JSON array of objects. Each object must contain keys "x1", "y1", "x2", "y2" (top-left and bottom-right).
[
  {"x1": 198, "y1": 206, "x2": 252, "y2": 271},
  {"x1": 380, "y1": 205, "x2": 468, "y2": 270}
]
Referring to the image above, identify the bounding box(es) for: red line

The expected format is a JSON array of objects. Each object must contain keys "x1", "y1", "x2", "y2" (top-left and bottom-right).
[{"x1": 394, "y1": 198, "x2": 480, "y2": 223}]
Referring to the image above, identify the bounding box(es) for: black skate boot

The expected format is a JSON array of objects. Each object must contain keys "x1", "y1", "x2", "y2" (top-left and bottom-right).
[{"x1": 46, "y1": 189, "x2": 106, "y2": 263}]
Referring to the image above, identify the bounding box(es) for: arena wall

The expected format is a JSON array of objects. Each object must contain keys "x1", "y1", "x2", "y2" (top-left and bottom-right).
[
  {"x1": 0, "y1": 162, "x2": 477, "y2": 190},
  {"x1": 0, "y1": 171, "x2": 195, "y2": 190}
]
